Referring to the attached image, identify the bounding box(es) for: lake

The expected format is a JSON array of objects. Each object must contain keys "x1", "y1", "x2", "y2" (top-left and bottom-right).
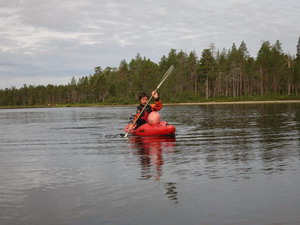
[{"x1": 1, "y1": 103, "x2": 300, "y2": 225}]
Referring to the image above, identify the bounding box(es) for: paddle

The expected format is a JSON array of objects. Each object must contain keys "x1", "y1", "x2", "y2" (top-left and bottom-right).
[{"x1": 124, "y1": 65, "x2": 174, "y2": 137}]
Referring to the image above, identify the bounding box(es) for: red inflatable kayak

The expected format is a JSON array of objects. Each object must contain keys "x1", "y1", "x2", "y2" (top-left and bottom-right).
[{"x1": 125, "y1": 121, "x2": 176, "y2": 137}]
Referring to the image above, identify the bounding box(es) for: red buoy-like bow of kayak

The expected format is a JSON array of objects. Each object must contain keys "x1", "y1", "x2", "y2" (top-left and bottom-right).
[{"x1": 124, "y1": 121, "x2": 176, "y2": 137}]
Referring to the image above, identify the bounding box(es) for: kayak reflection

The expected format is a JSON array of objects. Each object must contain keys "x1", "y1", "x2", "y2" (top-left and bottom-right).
[{"x1": 129, "y1": 135, "x2": 176, "y2": 180}]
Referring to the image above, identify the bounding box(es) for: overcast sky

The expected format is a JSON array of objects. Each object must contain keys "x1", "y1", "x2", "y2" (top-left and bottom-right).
[{"x1": 0, "y1": 0, "x2": 299, "y2": 89}]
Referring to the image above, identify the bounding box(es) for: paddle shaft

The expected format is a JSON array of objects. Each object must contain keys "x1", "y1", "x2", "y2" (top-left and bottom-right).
[{"x1": 124, "y1": 65, "x2": 174, "y2": 137}]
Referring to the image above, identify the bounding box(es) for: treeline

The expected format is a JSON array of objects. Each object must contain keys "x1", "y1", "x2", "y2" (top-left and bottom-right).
[{"x1": 1, "y1": 38, "x2": 300, "y2": 106}]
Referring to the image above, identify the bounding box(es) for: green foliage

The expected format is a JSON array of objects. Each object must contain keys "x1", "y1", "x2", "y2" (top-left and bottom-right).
[
  {"x1": 297, "y1": 36, "x2": 300, "y2": 59},
  {"x1": 1, "y1": 39, "x2": 300, "y2": 107}
]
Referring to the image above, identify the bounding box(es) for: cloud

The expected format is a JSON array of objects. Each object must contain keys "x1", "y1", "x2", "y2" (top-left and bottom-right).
[{"x1": 0, "y1": 0, "x2": 299, "y2": 89}]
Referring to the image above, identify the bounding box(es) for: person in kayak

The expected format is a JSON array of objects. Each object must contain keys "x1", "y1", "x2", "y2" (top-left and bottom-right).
[{"x1": 133, "y1": 91, "x2": 162, "y2": 128}]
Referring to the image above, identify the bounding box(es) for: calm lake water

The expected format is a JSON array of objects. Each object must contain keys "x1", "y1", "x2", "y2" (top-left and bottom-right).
[{"x1": 1, "y1": 103, "x2": 300, "y2": 225}]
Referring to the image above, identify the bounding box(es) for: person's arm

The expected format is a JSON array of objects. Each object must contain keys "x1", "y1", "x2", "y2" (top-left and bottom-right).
[
  {"x1": 151, "y1": 100, "x2": 162, "y2": 111},
  {"x1": 150, "y1": 91, "x2": 162, "y2": 111}
]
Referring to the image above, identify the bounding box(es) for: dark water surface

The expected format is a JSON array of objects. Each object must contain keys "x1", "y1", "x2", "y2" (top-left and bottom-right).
[{"x1": 1, "y1": 104, "x2": 300, "y2": 225}]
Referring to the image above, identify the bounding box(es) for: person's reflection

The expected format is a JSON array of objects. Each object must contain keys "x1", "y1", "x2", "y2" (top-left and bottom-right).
[
  {"x1": 129, "y1": 135, "x2": 179, "y2": 203},
  {"x1": 129, "y1": 136, "x2": 176, "y2": 180},
  {"x1": 164, "y1": 182, "x2": 178, "y2": 203}
]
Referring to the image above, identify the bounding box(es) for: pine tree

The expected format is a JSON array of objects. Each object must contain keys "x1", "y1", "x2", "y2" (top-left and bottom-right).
[
  {"x1": 199, "y1": 49, "x2": 215, "y2": 98},
  {"x1": 297, "y1": 36, "x2": 300, "y2": 59},
  {"x1": 294, "y1": 36, "x2": 300, "y2": 94}
]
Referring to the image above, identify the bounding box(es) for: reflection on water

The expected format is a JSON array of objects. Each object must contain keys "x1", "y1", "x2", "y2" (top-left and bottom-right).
[
  {"x1": 129, "y1": 136, "x2": 179, "y2": 203},
  {"x1": 1, "y1": 104, "x2": 300, "y2": 225},
  {"x1": 129, "y1": 135, "x2": 176, "y2": 180},
  {"x1": 167, "y1": 104, "x2": 300, "y2": 179},
  {"x1": 164, "y1": 182, "x2": 178, "y2": 203}
]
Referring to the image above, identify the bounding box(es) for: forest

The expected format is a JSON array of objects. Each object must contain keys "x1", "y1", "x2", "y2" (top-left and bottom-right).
[{"x1": 1, "y1": 38, "x2": 300, "y2": 107}]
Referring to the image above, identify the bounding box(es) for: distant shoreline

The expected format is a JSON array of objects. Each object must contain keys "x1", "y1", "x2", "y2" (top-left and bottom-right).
[
  {"x1": 1, "y1": 100, "x2": 300, "y2": 109},
  {"x1": 164, "y1": 100, "x2": 300, "y2": 106}
]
